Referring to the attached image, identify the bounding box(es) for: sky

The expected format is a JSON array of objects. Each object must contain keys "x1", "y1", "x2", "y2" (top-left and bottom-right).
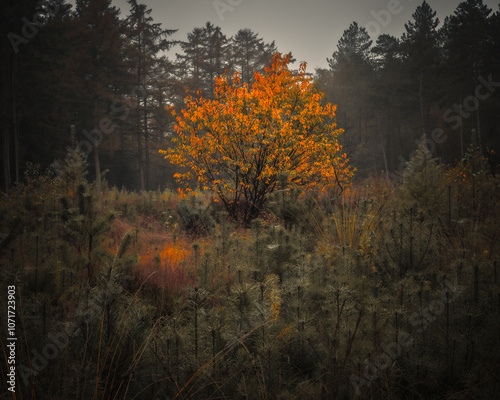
[{"x1": 107, "y1": 0, "x2": 499, "y2": 72}]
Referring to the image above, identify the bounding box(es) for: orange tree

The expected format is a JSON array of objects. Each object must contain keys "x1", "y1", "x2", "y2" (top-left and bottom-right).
[{"x1": 160, "y1": 54, "x2": 353, "y2": 223}]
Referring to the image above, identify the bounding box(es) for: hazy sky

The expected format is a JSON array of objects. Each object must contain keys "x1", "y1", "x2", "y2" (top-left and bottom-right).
[{"x1": 108, "y1": 0, "x2": 499, "y2": 72}]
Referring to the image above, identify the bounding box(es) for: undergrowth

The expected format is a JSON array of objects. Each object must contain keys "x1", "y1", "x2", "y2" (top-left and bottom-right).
[{"x1": 1, "y1": 145, "x2": 499, "y2": 399}]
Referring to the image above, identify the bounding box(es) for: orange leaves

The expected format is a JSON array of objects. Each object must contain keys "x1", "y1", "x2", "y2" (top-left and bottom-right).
[{"x1": 160, "y1": 53, "x2": 354, "y2": 221}]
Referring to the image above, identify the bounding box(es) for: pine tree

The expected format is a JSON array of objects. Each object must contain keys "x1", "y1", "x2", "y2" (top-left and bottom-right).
[
  {"x1": 441, "y1": 0, "x2": 493, "y2": 149},
  {"x1": 327, "y1": 22, "x2": 373, "y2": 72},
  {"x1": 125, "y1": 0, "x2": 177, "y2": 190},
  {"x1": 371, "y1": 35, "x2": 406, "y2": 174},
  {"x1": 400, "y1": 135, "x2": 447, "y2": 212},
  {"x1": 176, "y1": 22, "x2": 229, "y2": 99},
  {"x1": 400, "y1": 1, "x2": 442, "y2": 137},
  {"x1": 1, "y1": 0, "x2": 74, "y2": 190},
  {"x1": 230, "y1": 28, "x2": 277, "y2": 86},
  {"x1": 70, "y1": 0, "x2": 130, "y2": 188},
  {"x1": 326, "y1": 22, "x2": 376, "y2": 175}
]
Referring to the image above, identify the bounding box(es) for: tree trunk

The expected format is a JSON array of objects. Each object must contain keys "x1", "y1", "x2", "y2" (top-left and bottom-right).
[
  {"x1": 137, "y1": 115, "x2": 144, "y2": 191},
  {"x1": 459, "y1": 90, "x2": 464, "y2": 158},
  {"x1": 12, "y1": 53, "x2": 19, "y2": 185},
  {"x1": 93, "y1": 100, "x2": 101, "y2": 189},
  {"x1": 1, "y1": 38, "x2": 14, "y2": 191},
  {"x1": 143, "y1": 93, "x2": 149, "y2": 191},
  {"x1": 2, "y1": 126, "x2": 10, "y2": 191},
  {"x1": 137, "y1": 23, "x2": 145, "y2": 191},
  {"x1": 419, "y1": 71, "x2": 426, "y2": 136},
  {"x1": 136, "y1": 96, "x2": 145, "y2": 191},
  {"x1": 94, "y1": 143, "x2": 101, "y2": 189},
  {"x1": 381, "y1": 131, "x2": 389, "y2": 182}
]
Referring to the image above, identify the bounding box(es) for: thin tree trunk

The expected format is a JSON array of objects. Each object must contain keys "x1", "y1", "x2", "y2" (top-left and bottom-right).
[
  {"x1": 459, "y1": 89, "x2": 464, "y2": 158},
  {"x1": 381, "y1": 132, "x2": 389, "y2": 182},
  {"x1": 137, "y1": 17, "x2": 145, "y2": 191},
  {"x1": 12, "y1": 52, "x2": 19, "y2": 184},
  {"x1": 2, "y1": 46, "x2": 12, "y2": 191},
  {"x1": 137, "y1": 72, "x2": 145, "y2": 191},
  {"x1": 2, "y1": 128, "x2": 10, "y2": 191},
  {"x1": 473, "y1": 73, "x2": 481, "y2": 146},
  {"x1": 419, "y1": 71, "x2": 426, "y2": 136},
  {"x1": 94, "y1": 143, "x2": 101, "y2": 188},
  {"x1": 476, "y1": 99, "x2": 481, "y2": 146},
  {"x1": 137, "y1": 109, "x2": 144, "y2": 191},
  {"x1": 143, "y1": 93, "x2": 149, "y2": 191},
  {"x1": 93, "y1": 100, "x2": 101, "y2": 189}
]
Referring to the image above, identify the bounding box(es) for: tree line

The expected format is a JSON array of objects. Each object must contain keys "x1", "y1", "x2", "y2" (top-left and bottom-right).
[
  {"x1": 1, "y1": 0, "x2": 284, "y2": 191},
  {"x1": 317, "y1": 0, "x2": 500, "y2": 179},
  {"x1": 1, "y1": 0, "x2": 499, "y2": 192}
]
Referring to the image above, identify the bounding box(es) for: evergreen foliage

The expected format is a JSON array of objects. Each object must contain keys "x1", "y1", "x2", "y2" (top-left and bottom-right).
[
  {"x1": 400, "y1": 135, "x2": 447, "y2": 213},
  {"x1": 1, "y1": 140, "x2": 498, "y2": 398}
]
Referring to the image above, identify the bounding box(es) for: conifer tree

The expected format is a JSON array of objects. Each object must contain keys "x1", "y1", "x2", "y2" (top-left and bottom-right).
[
  {"x1": 71, "y1": 0, "x2": 129, "y2": 188},
  {"x1": 441, "y1": 0, "x2": 493, "y2": 148},
  {"x1": 371, "y1": 34, "x2": 405, "y2": 173},
  {"x1": 401, "y1": 135, "x2": 447, "y2": 213},
  {"x1": 400, "y1": 1, "x2": 442, "y2": 137},
  {"x1": 176, "y1": 22, "x2": 229, "y2": 99},
  {"x1": 326, "y1": 22, "x2": 375, "y2": 174},
  {"x1": 1, "y1": 0, "x2": 73, "y2": 190},
  {"x1": 125, "y1": 0, "x2": 177, "y2": 190},
  {"x1": 230, "y1": 28, "x2": 277, "y2": 86}
]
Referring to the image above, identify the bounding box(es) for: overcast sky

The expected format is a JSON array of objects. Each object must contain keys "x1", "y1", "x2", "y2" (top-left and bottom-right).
[{"x1": 108, "y1": 0, "x2": 499, "y2": 72}]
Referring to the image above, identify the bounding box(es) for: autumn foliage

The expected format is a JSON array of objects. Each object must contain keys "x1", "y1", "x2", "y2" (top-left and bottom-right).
[
  {"x1": 137, "y1": 239, "x2": 194, "y2": 292},
  {"x1": 161, "y1": 53, "x2": 353, "y2": 222}
]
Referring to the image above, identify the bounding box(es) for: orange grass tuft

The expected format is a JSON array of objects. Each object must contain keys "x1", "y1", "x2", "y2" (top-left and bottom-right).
[{"x1": 137, "y1": 238, "x2": 195, "y2": 292}]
